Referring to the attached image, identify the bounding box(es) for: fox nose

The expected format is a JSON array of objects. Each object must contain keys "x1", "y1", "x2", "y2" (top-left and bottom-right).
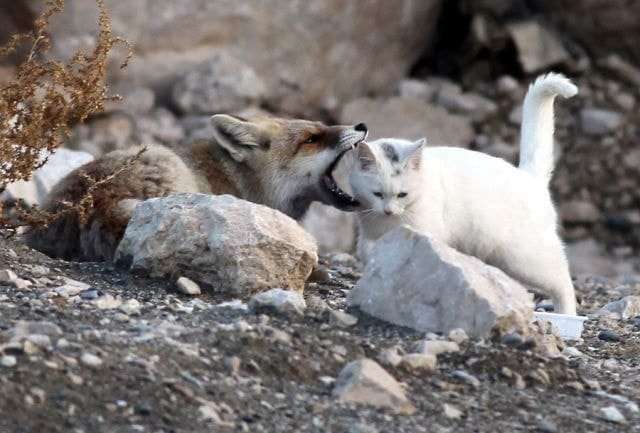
[{"x1": 354, "y1": 123, "x2": 368, "y2": 133}]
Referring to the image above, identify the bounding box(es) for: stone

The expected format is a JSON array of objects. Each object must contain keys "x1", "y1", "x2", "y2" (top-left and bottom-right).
[
  {"x1": 398, "y1": 79, "x2": 435, "y2": 101},
  {"x1": 106, "y1": 85, "x2": 156, "y2": 115},
  {"x1": 6, "y1": 321, "x2": 63, "y2": 341},
  {"x1": 119, "y1": 299, "x2": 142, "y2": 315},
  {"x1": 2, "y1": 149, "x2": 93, "y2": 206},
  {"x1": 447, "y1": 328, "x2": 469, "y2": 344},
  {"x1": 48, "y1": 0, "x2": 442, "y2": 116},
  {"x1": 507, "y1": 21, "x2": 569, "y2": 73},
  {"x1": 80, "y1": 352, "x2": 103, "y2": 368},
  {"x1": 341, "y1": 97, "x2": 474, "y2": 147},
  {"x1": 172, "y1": 52, "x2": 266, "y2": 114},
  {"x1": 137, "y1": 108, "x2": 186, "y2": 146},
  {"x1": 302, "y1": 203, "x2": 356, "y2": 254},
  {"x1": 176, "y1": 277, "x2": 202, "y2": 296},
  {"x1": 599, "y1": 55, "x2": 640, "y2": 87},
  {"x1": 560, "y1": 200, "x2": 601, "y2": 224},
  {"x1": 452, "y1": 370, "x2": 481, "y2": 388},
  {"x1": 400, "y1": 354, "x2": 437, "y2": 372},
  {"x1": 566, "y1": 239, "x2": 630, "y2": 278},
  {"x1": 596, "y1": 296, "x2": 640, "y2": 320},
  {"x1": 416, "y1": 340, "x2": 460, "y2": 357},
  {"x1": 377, "y1": 347, "x2": 403, "y2": 368},
  {"x1": 333, "y1": 359, "x2": 415, "y2": 414},
  {"x1": 580, "y1": 109, "x2": 623, "y2": 136},
  {"x1": 435, "y1": 85, "x2": 498, "y2": 121},
  {"x1": 0, "y1": 269, "x2": 18, "y2": 284},
  {"x1": 326, "y1": 310, "x2": 358, "y2": 328},
  {"x1": 248, "y1": 289, "x2": 306, "y2": 316},
  {"x1": 1, "y1": 355, "x2": 17, "y2": 368},
  {"x1": 92, "y1": 294, "x2": 123, "y2": 310},
  {"x1": 598, "y1": 330, "x2": 621, "y2": 342},
  {"x1": 349, "y1": 227, "x2": 534, "y2": 338},
  {"x1": 115, "y1": 194, "x2": 318, "y2": 296},
  {"x1": 496, "y1": 75, "x2": 521, "y2": 97},
  {"x1": 67, "y1": 113, "x2": 136, "y2": 157},
  {"x1": 537, "y1": 418, "x2": 558, "y2": 433},
  {"x1": 54, "y1": 278, "x2": 92, "y2": 297},
  {"x1": 443, "y1": 403, "x2": 463, "y2": 419},
  {"x1": 600, "y1": 406, "x2": 626, "y2": 424}
]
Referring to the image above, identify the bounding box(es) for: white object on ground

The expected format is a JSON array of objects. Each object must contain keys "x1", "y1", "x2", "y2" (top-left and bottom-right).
[{"x1": 533, "y1": 311, "x2": 588, "y2": 340}]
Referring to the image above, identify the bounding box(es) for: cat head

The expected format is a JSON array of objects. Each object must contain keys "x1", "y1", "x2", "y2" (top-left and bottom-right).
[{"x1": 349, "y1": 137, "x2": 426, "y2": 217}]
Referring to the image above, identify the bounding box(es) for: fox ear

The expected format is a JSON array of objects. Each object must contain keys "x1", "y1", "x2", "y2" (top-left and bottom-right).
[
  {"x1": 403, "y1": 138, "x2": 426, "y2": 169},
  {"x1": 210, "y1": 114, "x2": 261, "y2": 162},
  {"x1": 357, "y1": 142, "x2": 378, "y2": 171}
]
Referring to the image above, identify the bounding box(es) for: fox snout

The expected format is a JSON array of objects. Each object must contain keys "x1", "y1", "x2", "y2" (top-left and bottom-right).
[{"x1": 336, "y1": 122, "x2": 368, "y2": 150}]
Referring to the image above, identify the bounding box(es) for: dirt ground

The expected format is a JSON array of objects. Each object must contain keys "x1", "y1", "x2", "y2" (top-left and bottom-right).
[{"x1": 0, "y1": 234, "x2": 639, "y2": 433}]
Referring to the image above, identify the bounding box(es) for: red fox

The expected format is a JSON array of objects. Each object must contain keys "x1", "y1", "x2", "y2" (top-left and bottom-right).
[{"x1": 26, "y1": 114, "x2": 368, "y2": 261}]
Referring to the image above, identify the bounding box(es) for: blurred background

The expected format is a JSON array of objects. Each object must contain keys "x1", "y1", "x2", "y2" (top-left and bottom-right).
[{"x1": 1, "y1": 0, "x2": 639, "y2": 278}]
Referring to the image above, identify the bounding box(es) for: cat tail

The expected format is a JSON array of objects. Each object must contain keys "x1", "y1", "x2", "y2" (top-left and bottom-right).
[{"x1": 518, "y1": 73, "x2": 578, "y2": 185}]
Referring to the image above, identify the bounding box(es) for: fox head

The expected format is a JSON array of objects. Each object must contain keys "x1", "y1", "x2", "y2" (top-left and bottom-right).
[{"x1": 210, "y1": 114, "x2": 368, "y2": 219}]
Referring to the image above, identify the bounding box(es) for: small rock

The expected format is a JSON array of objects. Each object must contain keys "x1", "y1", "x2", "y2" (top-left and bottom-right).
[
  {"x1": 176, "y1": 277, "x2": 202, "y2": 296},
  {"x1": 54, "y1": 278, "x2": 92, "y2": 297},
  {"x1": 496, "y1": 75, "x2": 521, "y2": 97},
  {"x1": 600, "y1": 406, "x2": 626, "y2": 424},
  {"x1": 80, "y1": 353, "x2": 103, "y2": 368},
  {"x1": 92, "y1": 294, "x2": 122, "y2": 310},
  {"x1": 598, "y1": 330, "x2": 622, "y2": 342},
  {"x1": 447, "y1": 328, "x2": 469, "y2": 344},
  {"x1": 537, "y1": 418, "x2": 558, "y2": 433},
  {"x1": 596, "y1": 296, "x2": 640, "y2": 320},
  {"x1": 507, "y1": 21, "x2": 569, "y2": 73},
  {"x1": 377, "y1": 347, "x2": 403, "y2": 368},
  {"x1": 327, "y1": 310, "x2": 358, "y2": 328},
  {"x1": 580, "y1": 109, "x2": 623, "y2": 136},
  {"x1": 0, "y1": 355, "x2": 17, "y2": 368},
  {"x1": 79, "y1": 289, "x2": 101, "y2": 300},
  {"x1": 119, "y1": 299, "x2": 142, "y2": 315},
  {"x1": 400, "y1": 354, "x2": 437, "y2": 372},
  {"x1": 0, "y1": 269, "x2": 18, "y2": 284},
  {"x1": 560, "y1": 200, "x2": 601, "y2": 224},
  {"x1": 416, "y1": 340, "x2": 459, "y2": 357},
  {"x1": 562, "y1": 347, "x2": 587, "y2": 358},
  {"x1": 333, "y1": 359, "x2": 415, "y2": 414},
  {"x1": 502, "y1": 332, "x2": 525, "y2": 347},
  {"x1": 224, "y1": 356, "x2": 241, "y2": 375},
  {"x1": 249, "y1": 289, "x2": 306, "y2": 316},
  {"x1": 398, "y1": 79, "x2": 435, "y2": 101},
  {"x1": 330, "y1": 253, "x2": 359, "y2": 268},
  {"x1": 443, "y1": 403, "x2": 463, "y2": 419},
  {"x1": 451, "y1": 370, "x2": 481, "y2": 388},
  {"x1": 306, "y1": 295, "x2": 329, "y2": 312}
]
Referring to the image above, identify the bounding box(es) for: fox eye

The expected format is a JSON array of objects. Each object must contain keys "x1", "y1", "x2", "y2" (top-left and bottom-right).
[
  {"x1": 304, "y1": 134, "x2": 320, "y2": 144},
  {"x1": 373, "y1": 192, "x2": 383, "y2": 198},
  {"x1": 397, "y1": 192, "x2": 408, "y2": 198}
]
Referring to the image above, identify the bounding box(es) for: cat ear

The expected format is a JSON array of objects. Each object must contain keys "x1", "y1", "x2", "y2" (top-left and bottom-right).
[
  {"x1": 357, "y1": 142, "x2": 378, "y2": 171},
  {"x1": 404, "y1": 138, "x2": 426, "y2": 169}
]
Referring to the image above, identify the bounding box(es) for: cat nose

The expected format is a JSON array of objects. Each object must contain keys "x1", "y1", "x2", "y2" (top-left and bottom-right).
[
  {"x1": 354, "y1": 123, "x2": 368, "y2": 133},
  {"x1": 384, "y1": 208, "x2": 393, "y2": 216}
]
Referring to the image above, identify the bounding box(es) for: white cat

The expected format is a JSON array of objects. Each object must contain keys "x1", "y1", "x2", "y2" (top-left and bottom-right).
[{"x1": 349, "y1": 73, "x2": 578, "y2": 315}]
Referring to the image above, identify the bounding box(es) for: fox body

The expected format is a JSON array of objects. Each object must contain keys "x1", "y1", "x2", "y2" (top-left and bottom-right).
[
  {"x1": 350, "y1": 73, "x2": 578, "y2": 315},
  {"x1": 27, "y1": 114, "x2": 367, "y2": 261}
]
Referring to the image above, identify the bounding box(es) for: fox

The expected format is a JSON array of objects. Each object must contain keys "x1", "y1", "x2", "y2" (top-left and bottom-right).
[{"x1": 26, "y1": 114, "x2": 368, "y2": 261}]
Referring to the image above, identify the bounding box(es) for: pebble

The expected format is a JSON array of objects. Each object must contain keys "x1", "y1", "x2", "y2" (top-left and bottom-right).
[
  {"x1": 0, "y1": 269, "x2": 18, "y2": 283},
  {"x1": 447, "y1": 328, "x2": 469, "y2": 344},
  {"x1": 443, "y1": 403, "x2": 463, "y2": 419},
  {"x1": 451, "y1": 370, "x2": 481, "y2": 388},
  {"x1": 537, "y1": 418, "x2": 558, "y2": 433},
  {"x1": 1, "y1": 355, "x2": 17, "y2": 368},
  {"x1": 80, "y1": 352, "x2": 103, "y2": 368},
  {"x1": 119, "y1": 299, "x2": 142, "y2": 315},
  {"x1": 377, "y1": 346, "x2": 403, "y2": 368},
  {"x1": 79, "y1": 289, "x2": 102, "y2": 300},
  {"x1": 598, "y1": 330, "x2": 621, "y2": 342},
  {"x1": 416, "y1": 340, "x2": 459, "y2": 357},
  {"x1": 580, "y1": 109, "x2": 622, "y2": 136},
  {"x1": 326, "y1": 309, "x2": 358, "y2": 328},
  {"x1": 600, "y1": 406, "x2": 626, "y2": 424},
  {"x1": 176, "y1": 277, "x2": 201, "y2": 295},
  {"x1": 248, "y1": 289, "x2": 306, "y2": 316},
  {"x1": 400, "y1": 354, "x2": 437, "y2": 371}
]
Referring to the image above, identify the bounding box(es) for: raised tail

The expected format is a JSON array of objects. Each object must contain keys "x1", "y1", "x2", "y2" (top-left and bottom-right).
[{"x1": 518, "y1": 73, "x2": 578, "y2": 184}]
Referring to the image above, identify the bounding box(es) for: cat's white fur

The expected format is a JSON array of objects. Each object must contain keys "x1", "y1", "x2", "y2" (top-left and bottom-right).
[{"x1": 350, "y1": 73, "x2": 578, "y2": 315}]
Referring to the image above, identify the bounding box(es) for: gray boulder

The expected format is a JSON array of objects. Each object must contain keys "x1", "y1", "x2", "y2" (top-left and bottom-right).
[
  {"x1": 172, "y1": 52, "x2": 266, "y2": 114},
  {"x1": 115, "y1": 194, "x2": 318, "y2": 296},
  {"x1": 348, "y1": 227, "x2": 534, "y2": 338},
  {"x1": 46, "y1": 0, "x2": 443, "y2": 116},
  {"x1": 341, "y1": 97, "x2": 473, "y2": 147}
]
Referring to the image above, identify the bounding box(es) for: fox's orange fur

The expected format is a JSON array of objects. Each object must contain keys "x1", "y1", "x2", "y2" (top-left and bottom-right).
[{"x1": 27, "y1": 114, "x2": 367, "y2": 261}]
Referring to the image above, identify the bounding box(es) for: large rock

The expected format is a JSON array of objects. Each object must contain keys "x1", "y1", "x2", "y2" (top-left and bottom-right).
[
  {"x1": 1, "y1": 148, "x2": 94, "y2": 205},
  {"x1": 341, "y1": 97, "x2": 474, "y2": 146},
  {"x1": 114, "y1": 194, "x2": 318, "y2": 296},
  {"x1": 507, "y1": 21, "x2": 570, "y2": 74},
  {"x1": 348, "y1": 227, "x2": 534, "y2": 338},
  {"x1": 45, "y1": 0, "x2": 443, "y2": 115},
  {"x1": 332, "y1": 359, "x2": 415, "y2": 414},
  {"x1": 172, "y1": 52, "x2": 266, "y2": 115},
  {"x1": 542, "y1": 1, "x2": 640, "y2": 65}
]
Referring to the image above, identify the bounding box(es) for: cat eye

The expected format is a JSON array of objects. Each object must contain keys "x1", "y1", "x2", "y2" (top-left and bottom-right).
[
  {"x1": 397, "y1": 192, "x2": 408, "y2": 198},
  {"x1": 373, "y1": 192, "x2": 383, "y2": 198}
]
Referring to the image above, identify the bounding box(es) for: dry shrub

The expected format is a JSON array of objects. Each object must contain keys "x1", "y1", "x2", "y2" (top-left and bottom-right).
[{"x1": 0, "y1": 0, "x2": 138, "y2": 231}]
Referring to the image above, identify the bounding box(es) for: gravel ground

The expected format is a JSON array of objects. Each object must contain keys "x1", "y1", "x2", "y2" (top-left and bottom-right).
[{"x1": 0, "y1": 235, "x2": 639, "y2": 433}]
